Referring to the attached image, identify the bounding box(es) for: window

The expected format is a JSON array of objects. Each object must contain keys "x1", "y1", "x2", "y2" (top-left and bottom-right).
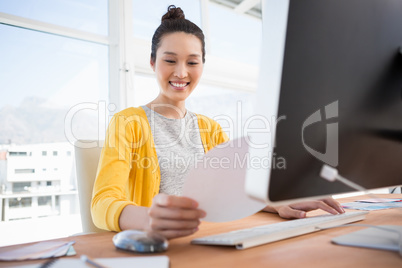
[
  {"x1": 14, "y1": 169, "x2": 35, "y2": 174},
  {"x1": 9, "y1": 152, "x2": 27, "y2": 156},
  {"x1": 209, "y1": 2, "x2": 262, "y2": 65},
  {"x1": 132, "y1": 73, "x2": 160, "y2": 107},
  {"x1": 0, "y1": 0, "x2": 109, "y2": 246},
  {"x1": 0, "y1": 24, "x2": 108, "y2": 144},
  {"x1": 187, "y1": 84, "x2": 255, "y2": 139},
  {"x1": 12, "y1": 182, "x2": 31, "y2": 193},
  {"x1": 9, "y1": 197, "x2": 32, "y2": 208},
  {"x1": 38, "y1": 196, "x2": 52, "y2": 206},
  {"x1": 0, "y1": 0, "x2": 108, "y2": 35}
]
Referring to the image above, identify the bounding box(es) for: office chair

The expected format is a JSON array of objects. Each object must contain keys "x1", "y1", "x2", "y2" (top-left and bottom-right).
[{"x1": 74, "y1": 140, "x2": 106, "y2": 233}]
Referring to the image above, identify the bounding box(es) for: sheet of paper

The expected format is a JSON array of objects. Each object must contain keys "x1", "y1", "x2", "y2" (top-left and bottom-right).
[
  {"x1": 0, "y1": 241, "x2": 75, "y2": 261},
  {"x1": 342, "y1": 201, "x2": 402, "y2": 211},
  {"x1": 183, "y1": 137, "x2": 266, "y2": 222},
  {"x1": 18, "y1": 256, "x2": 170, "y2": 268},
  {"x1": 356, "y1": 198, "x2": 402, "y2": 203},
  {"x1": 98, "y1": 256, "x2": 169, "y2": 268}
]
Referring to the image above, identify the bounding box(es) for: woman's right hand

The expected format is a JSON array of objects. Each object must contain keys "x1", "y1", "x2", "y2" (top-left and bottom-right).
[{"x1": 146, "y1": 193, "x2": 206, "y2": 239}]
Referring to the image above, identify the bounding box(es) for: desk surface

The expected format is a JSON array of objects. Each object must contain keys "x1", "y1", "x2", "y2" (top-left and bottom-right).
[{"x1": 1, "y1": 194, "x2": 402, "y2": 268}]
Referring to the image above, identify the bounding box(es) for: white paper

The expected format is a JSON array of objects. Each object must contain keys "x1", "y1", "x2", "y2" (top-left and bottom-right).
[
  {"x1": 98, "y1": 256, "x2": 169, "y2": 268},
  {"x1": 183, "y1": 137, "x2": 266, "y2": 222},
  {"x1": 0, "y1": 241, "x2": 75, "y2": 261},
  {"x1": 12, "y1": 256, "x2": 170, "y2": 268},
  {"x1": 36, "y1": 256, "x2": 170, "y2": 268}
]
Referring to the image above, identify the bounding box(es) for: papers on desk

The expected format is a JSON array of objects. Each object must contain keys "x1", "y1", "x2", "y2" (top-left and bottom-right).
[
  {"x1": 29, "y1": 256, "x2": 170, "y2": 268},
  {"x1": 6, "y1": 256, "x2": 170, "y2": 268},
  {"x1": 183, "y1": 137, "x2": 266, "y2": 222},
  {"x1": 342, "y1": 198, "x2": 402, "y2": 211},
  {"x1": 0, "y1": 241, "x2": 76, "y2": 261},
  {"x1": 356, "y1": 198, "x2": 402, "y2": 203}
]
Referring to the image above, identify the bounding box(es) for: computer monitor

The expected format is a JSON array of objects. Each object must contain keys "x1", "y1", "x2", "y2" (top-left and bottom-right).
[{"x1": 246, "y1": 0, "x2": 402, "y2": 204}]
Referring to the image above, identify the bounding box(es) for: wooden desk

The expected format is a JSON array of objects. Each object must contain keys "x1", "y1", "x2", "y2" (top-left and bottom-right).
[{"x1": 1, "y1": 194, "x2": 401, "y2": 268}]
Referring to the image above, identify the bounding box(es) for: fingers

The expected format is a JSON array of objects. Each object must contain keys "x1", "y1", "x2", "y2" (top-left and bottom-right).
[
  {"x1": 310, "y1": 200, "x2": 338, "y2": 215},
  {"x1": 306, "y1": 198, "x2": 344, "y2": 215},
  {"x1": 146, "y1": 194, "x2": 205, "y2": 239},
  {"x1": 292, "y1": 200, "x2": 339, "y2": 215},
  {"x1": 277, "y1": 206, "x2": 306, "y2": 219},
  {"x1": 321, "y1": 198, "x2": 345, "y2": 214},
  {"x1": 151, "y1": 194, "x2": 206, "y2": 220},
  {"x1": 276, "y1": 197, "x2": 345, "y2": 219}
]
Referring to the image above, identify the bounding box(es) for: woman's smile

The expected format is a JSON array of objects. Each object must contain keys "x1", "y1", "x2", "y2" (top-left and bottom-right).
[{"x1": 169, "y1": 81, "x2": 190, "y2": 90}]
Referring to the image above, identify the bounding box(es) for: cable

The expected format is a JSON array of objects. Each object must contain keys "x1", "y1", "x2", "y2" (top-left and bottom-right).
[{"x1": 320, "y1": 165, "x2": 385, "y2": 199}]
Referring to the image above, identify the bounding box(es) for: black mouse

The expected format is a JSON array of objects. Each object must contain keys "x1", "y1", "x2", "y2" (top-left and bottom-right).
[{"x1": 113, "y1": 230, "x2": 168, "y2": 253}]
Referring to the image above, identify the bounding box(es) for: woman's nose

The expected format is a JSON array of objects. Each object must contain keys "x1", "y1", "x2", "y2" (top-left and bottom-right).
[{"x1": 174, "y1": 63, "x2": 188, "y2": 78}]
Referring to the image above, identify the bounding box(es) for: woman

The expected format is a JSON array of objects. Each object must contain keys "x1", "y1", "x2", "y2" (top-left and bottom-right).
[{"x1": 91, "y1": 5, "x2": 344, "y2": 239}]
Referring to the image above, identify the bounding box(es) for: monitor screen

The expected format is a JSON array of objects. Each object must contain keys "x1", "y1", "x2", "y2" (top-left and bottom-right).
[{"x1": 246, "y1": 0, "x2": 402, "y2": 203}]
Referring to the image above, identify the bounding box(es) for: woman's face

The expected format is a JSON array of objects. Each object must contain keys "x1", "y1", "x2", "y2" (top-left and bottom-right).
[{"x1": 151, "y1": 32, "x2": 204, "y2": 105}]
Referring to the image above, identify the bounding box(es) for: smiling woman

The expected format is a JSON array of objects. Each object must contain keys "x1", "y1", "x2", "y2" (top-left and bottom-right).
[
  {"x1": 90, "y1": 5, "x2": 345, "y2": 241},
  {"x1": 148, "y1": 5, "x2": 206, "y2": 118},
  {"x1": 91, "y1": 5, "x2": 229, "y2": 239}
]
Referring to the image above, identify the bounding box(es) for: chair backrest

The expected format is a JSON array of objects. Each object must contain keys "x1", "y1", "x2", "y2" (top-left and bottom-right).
[{"x1": 74, "y1": 140, "x2": 106, "y2": 233}]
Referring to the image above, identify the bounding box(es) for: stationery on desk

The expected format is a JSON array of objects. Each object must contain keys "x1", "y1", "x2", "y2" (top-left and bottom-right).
[
  {"x1": 0, "y1": 241, "x2": 76, "y2": 261},
  {"x1": 3, "y1": 256, "x2": 170, "y2": 268},
  {"x1": 0, "y1": 240, "x2": 169, "y2": 268},
  {"x1": 47, "y1": 256, "x2": 169, "y2": 268},
  {"x1": 342, "y1": 198, "x2": 402, "y2": 211}
]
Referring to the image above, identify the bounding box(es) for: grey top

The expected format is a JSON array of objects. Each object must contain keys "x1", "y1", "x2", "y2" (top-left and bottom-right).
[{"x1": 142, "y1": 106, "x2": 205, "y2": 196}]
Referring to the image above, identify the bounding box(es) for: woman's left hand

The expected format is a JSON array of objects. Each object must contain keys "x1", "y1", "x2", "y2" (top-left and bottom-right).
[{"x1": 263, "y1": 197, "x2": 345, "y2": 219}]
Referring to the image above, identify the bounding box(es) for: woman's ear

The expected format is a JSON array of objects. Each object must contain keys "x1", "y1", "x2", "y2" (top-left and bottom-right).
[{"x1": 150, "y1": 57, "x2": 155, "y2": 72}]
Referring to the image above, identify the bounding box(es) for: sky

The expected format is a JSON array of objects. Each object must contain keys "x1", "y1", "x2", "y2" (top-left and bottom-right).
[{"x1": 0, "y1": 0, "x2": 109, "y2": 108}]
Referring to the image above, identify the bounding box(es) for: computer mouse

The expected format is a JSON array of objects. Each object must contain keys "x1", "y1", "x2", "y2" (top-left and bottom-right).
[{"x1": 113, "y1": 230, "x2": 168, "y2": 253}]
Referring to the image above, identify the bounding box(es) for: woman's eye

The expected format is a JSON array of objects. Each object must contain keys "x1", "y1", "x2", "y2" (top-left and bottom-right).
[
  {"x1": 188, "y1": 62, "x2": 198, "y2": 65},
  {"x1": 165, "y1": 60, "x2": 175, "y2": 63}
]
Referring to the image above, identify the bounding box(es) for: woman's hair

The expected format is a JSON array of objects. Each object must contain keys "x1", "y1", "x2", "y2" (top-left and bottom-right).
[{"x1": 151, "y1": 5, "x2": 205, "y2": 63}]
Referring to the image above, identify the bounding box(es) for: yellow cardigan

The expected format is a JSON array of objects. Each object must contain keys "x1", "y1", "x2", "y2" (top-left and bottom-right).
[{"x1": 91, "y1": 107, "x2": 229, "y2": 231}]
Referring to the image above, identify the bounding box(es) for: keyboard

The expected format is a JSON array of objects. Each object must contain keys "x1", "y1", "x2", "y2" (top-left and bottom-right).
[{"x1": 192, "y1": 211, "x2": 368, "y2": 249}]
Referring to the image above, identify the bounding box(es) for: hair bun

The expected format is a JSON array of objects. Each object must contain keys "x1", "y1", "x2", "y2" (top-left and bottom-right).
[{"x1": 161, "y1": 5, "x2": 185, "y2": 22}]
